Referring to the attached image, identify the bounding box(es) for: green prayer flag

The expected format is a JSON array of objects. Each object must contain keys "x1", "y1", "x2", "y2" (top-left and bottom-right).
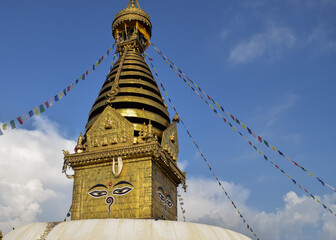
[
  {"x1": 82, "y1": 74, "x2": 85, "y2": 80},
  {"x1": 63, "y1": 89, "x2": 67, "y2": 96},
  {"x1": 39, "y1": 104, "x2": 45, "y2": 113},
  {"x1": 10, "y1": 120, "x2": 16, "y2": 129},
  {"x1": 264, "y1": 140, "x2": 269, "y2": 147}
]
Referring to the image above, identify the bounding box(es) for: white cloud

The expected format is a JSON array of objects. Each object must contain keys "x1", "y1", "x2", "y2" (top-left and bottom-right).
[
  {"x1": 308, "y1": 26, "x2": 336, "y2": 53},
  {"x1": 0, "y1": 117, "x2": 75, "y2": 234},
  {"x1": 229, "y1": 27, "x2": 296, "y2": 64},
  {"x1": 178, "y1": 177, "x2": 336, "y2": 240}
]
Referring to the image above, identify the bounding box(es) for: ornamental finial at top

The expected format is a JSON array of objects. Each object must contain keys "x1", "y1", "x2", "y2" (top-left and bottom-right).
[{"x1": 127, "y1": 0, "x2": 141, "y2": 9}]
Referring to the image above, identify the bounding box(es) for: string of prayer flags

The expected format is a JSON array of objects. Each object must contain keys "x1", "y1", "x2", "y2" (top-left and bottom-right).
[
  {"x1": 150, "y1": 43, "x2": 336, "y2": 195},
  {"x1": 177, "y1": 193, "x2": 186, "y2": 222},
  {"x1": 147, "y1": 53, "x2": 336, "y2": 218},
  {"x1": 146, "y1": 54, "x2": 260, "y2": 240},
  {"x1": 0, "y1": 44, "x2": 115, "y2": 136}
]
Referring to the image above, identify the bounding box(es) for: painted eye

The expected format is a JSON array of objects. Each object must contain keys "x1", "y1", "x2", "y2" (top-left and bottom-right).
[
  {"x1": 157, "y1": 191, "x2": 165, "y2": 202},
  {"x1": 113, "y1": 186, "x2": 133, "y2": 195},
  {"x1": 88, "y1": 190, "x2": 108, "y2": 198},
  {"x1": 166, "y1": 199, "x2": 173, "y2": 208}
]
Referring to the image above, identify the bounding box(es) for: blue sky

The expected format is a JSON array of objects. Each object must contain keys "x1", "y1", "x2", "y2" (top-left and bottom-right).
[{"x1": 0, "y1": 1, "x2": 335, "y2": 239}]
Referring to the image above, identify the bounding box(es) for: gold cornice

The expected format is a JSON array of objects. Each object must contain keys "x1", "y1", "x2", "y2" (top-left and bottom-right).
[{"x1": 64, "y1": 142, "x2": 185, "y2": 184}]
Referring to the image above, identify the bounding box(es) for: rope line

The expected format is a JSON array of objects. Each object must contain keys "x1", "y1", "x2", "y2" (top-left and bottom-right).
[
  {"x1": 150, "y1": 43, "x2": 336, "y2": 195},
  {"x1": 146, "y1": 53, "x2": 260, "y2": 240},
  {"x1": 0, "y1": 44, "x2": 115, "y2": 135},
  {"x1": 149, "y1": 46, "x2": 336, "y2": 217}
]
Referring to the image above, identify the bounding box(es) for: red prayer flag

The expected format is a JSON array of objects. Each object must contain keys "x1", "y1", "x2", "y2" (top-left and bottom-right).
[
  {"x1": 231, "y1": 115, "x2": 235, "y2": 121},
  {"x1": 258, "y1": 136, "x2": 262, "y2": 142},
  {"x1": 44, "y1": 101, "x2": 49, "y2": 108},
  {"x1": 17, "y1": 117, "x2": 23, "y2": 125},
  {"x1": 148, "y1": 57, "x2": 153, "y2": 61},
  {"x1": 101, "y1": 56, "x2": 104, "y2": 60},
  {"x1": 67, "y1": 86, "x2": 71, "y2": 92},
  {"x1": 86, "y1": 71, "x2": 88, "y2": 75}
]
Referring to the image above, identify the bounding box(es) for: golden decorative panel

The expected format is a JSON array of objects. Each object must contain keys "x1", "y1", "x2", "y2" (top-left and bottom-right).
[
  {"x1": 161, "y1": 122, "x2": 179, "y2": 161},
  {"x1": 85, "y1": 106, "x2": 134, "y2": 151}
]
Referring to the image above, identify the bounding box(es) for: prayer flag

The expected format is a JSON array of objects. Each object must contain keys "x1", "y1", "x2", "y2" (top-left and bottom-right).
[
  {"x1": 109, "y1": 46, "x2": 112, "y2": 51},
  {"x1": 23, "y1": 114, "x2": 29, "y2": 122},
  {"x1": 231, "y1": 115, "x2": 235, "y2": 121},
  {"x1": 252, "y1": 132, "x2": 257, "y2": 138},
  {"x1": 63, "y1": 89, "x2": 67, "y2": 96},
  {"x1": 308, "y1": 172, "x2": 314, "y2": 177},
  {"x1": 182, "y1": 210, "x2": 185, "y2": 214},
  {"x1": 177, "y1": 194, "x2": 181, "y2": 197},
  {"x1": 29, "y1": 110, "x2": 34, "y2": 117},
  {"x1": 67, "y1": 86, "x2": 71, "y2": 92},
  {"x1": 247, "y1": 127, "x2": 252, "y2": 135},
  {"x1": 82, "y1": 74, "x2": 85, "y2": 80},
  {"x1": 34, "y1": 107, "x2": 39, "y2": 116},
  {"x1": 236, "y1": 118, "x2": 240, "y2": 124},
  {"x1": 264, "y1": 140, "x2": 269, "y2": 147},
  {"x1": 317, "y1": 177, "x2": 325, "y2": 186},
  {"x1": 59, "y1": 92, "x2": 63, "y2": 100},
  {"x1": 258, "y1": 136, "x2": 262, "y2": 142},
  {"x1": 107, "y1": 49, "x2": 110, "y2": 55},
  {"x1": 45, "y1": 101, "x2": 49, "y2": 108},
  {"x1": 292, "y1": 179, "x2": 296, "y2": 184},
  {"x1": 93, "y1": 64, "x2": 95, "y2": 71},
  {"x1": 39, "y1": 104, "x2": 45, "y2": 113},
  {"x1": 54, "y1": 95, "x2": 59, "y2": 102},
  {"x1": 71, "y1": 83, "x2": 74, "y2": 90},
  {"x1": 49, "y1": 98, "x2": 54, "y2": 107},
  {"x1": 2, "y1": 123, "x2": 7, "y2": 130},
  {"x1": 17, "y1": 117, "x2": 23, "y2": 125},
  {"x1": 86, "y1": 71, "x2": 88, "y2": 76},
  {"x1": 76, "y1": 79, "x2": 79, "y2": 84},
  {"x1": 148, "y1": 57, "x2": 153, "y2": 61},
  {"x1": 10, "y1": 120, "x2": 16, "y2": 129},
  {"x1": 0, "y1": 129, "x2": 3, "y2": 135},
  {"x1": 271, "y1": 145, "x2": 277, "y2": 151},
  {"x1": 101, "y1": 55, "x2": 104, "y2": 61},
  {"x1": 241, "y1": 123, "x2": 247, "y2": 129},
  {"x1": 96, "y1": 61, "x2": 99, "y2": 67}
]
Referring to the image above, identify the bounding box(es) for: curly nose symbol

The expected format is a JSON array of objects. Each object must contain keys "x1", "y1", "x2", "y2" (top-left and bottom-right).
[{"x1": 105, "y1": 196, "x2": 114, "y2": 218}]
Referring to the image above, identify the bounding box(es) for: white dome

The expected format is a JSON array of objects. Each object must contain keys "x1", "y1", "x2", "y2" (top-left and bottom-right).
[{"x1": 4, "y1": 219, "x2": 251, "y2": 240}]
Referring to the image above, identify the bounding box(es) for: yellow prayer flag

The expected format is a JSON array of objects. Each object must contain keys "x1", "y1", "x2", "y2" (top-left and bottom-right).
[
  {"x1": 271, "y1": 145, "x2": 277, "y2": 151},
  {"x1": 308, "y1": 172, "x2": 314, "y2": 177},
  {"x1": 34, "y1": 107, "x2": 39, "y2": 116},
  {"x1": 79, "y1": 76, "x2": 82, "y2": 80},
  {"x1": 109, "y1": 47, "x2": 112, "y2": 51},
  {"x1": 317, "y1": 199, "x2": 321, "y2": 203},
  {"x1": 241, "y1": 123, "x2": 247, "y2": 130},
  {"x1": 258, "y1": 150, "x2": 263, "y2": 155},
  {"x1": 232, "y1": 126, "x2": 236, "y2": 131},
  {"x1": 96, "y1": 61, "x2": 99, "y2": 67},
  {"x1": 194, "y1": 83, "x2": 199, "y2": 89},
  {"x1": 286, "y1": 174, "x2": 291, "y2": 178},
  {"x1": 216, "y1": 102, "x2": 220, "y2": 109},
  {"x1": 59, "y1": 91, "x2": 63, "y2": 99},
  {"x1": 2, "y1": 123, "x2": 7, "y2": 130},
  {"x1": 209, "y1": 104, "x2": 213, "y2": 109}
]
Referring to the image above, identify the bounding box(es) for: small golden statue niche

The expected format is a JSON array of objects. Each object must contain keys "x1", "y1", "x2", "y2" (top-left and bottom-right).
[
  {"x1": 102, "y1": 137, "x2": 108, "y2": 146},
  {"x1": 105, "y1": 117, "x2": 114, "y2": 129},
  {"x1": 169, "y1": 131, "x2": 175, "y2": 143},
  {"x1": 75, "y1": 132, "x2": 84, "y2": 153}
]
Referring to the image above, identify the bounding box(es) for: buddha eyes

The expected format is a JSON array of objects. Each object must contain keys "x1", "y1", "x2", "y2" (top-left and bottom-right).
[
  {"x1": 157, "y1": 191, "x2": 173, "y2": 208},
  {"x1": 89, "y1": 190, "x2": 108, "y2": 198},
  {"x1": 113, "y1": 186, "x2": 133, "y2": 195}
]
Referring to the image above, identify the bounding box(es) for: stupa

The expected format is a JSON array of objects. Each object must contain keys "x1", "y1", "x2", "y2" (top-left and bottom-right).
[{"x1": 3, "y1": 1, "x2": 252, "y2": 239}]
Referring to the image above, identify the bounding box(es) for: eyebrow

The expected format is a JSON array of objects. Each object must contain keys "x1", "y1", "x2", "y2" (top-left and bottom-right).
[
  {"x1": 89, "y1": 184, "x2": 108, "y2": 191},
  {"x1": 157, "y1": 187, "x2": 164, "y2": 192},
  {"x1": 113, "y1": 181, "x2": 133, "y2": 187}
]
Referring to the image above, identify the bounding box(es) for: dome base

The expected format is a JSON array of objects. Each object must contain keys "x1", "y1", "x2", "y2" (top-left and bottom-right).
[{"x1": 4, "y1": 219, "x2": 251, "y2": 240}]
